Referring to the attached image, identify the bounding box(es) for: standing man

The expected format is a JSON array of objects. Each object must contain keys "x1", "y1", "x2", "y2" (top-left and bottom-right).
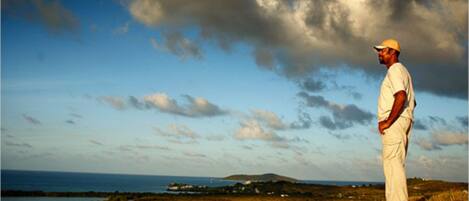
[{"x1": 374, "y1": 39, "x2": 415, "y2": 201}]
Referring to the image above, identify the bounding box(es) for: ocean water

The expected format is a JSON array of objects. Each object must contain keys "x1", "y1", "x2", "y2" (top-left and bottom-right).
[
  {"x1": 1, "y1": 169, "x2": 384, "y2": 194},
  {"x1": 1, "y1": 170, "x2": 237, "y2": 193},
  {"x1": 1, "y1": 198, "x2": 103, "y2": 201}
]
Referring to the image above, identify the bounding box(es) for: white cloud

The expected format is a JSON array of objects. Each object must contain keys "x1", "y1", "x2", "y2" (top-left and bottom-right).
[
  {"x1": 415, "y1": 131, "x2": 468, "y2": 151},
  {"x1": 234, "y1": 119, "x2": 279, "y2": 141},
  {"x1": 433, "y1": 132, "x2": 468, "y2": 146},
  {"x1": 183, "y1": 95, "x2": 226, "y2": 117},
  {"x1": 168, "y1": 124, "x2": 198, "y2": 139},
  {"x1": 144, "y1": 93, "x2": 183, "y2": 114},
  {"x1": 129, "y1": 0, "x2": 164, "y2": 26},
  {"x1": 252, "y1": 109, "x2": 286, "y2": 130},
  {"x1": 128, "y1": 0, "x2": 468, "y2": 99},
  {"x1": 143, "y1": 93, "x2": 226, "y2": 117}
]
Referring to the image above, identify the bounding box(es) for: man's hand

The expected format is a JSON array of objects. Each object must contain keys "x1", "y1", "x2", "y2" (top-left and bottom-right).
[
  {"x1": 378, "y1": 120, "x2": 391, "y2": 135},
  {"x1": 378, "y1": 91, "x2": 407, "y2": 135}
]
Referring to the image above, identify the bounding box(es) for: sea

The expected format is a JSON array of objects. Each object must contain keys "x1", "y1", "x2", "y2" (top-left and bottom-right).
[{"x1": 1, "y1": 169, "x2": 384, "y2": 201}]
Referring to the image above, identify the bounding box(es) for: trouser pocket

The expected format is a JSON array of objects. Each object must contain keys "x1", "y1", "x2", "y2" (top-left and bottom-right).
[{"x1": 382, "y1": 142, "x2": 401, "y2": 160}]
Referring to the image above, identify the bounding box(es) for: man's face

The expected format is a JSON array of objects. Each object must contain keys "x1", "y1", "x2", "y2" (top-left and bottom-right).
[{"x1": 377, "y1": 48, "x2": 390, "y2": 64}]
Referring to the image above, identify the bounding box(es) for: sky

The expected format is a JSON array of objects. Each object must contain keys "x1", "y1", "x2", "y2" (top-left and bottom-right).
[{"x1": 1, "y1": 0, "x2": 468, "y2": 182}]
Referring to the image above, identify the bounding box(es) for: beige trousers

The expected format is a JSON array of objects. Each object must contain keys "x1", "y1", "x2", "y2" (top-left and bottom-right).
[{"x1": 381, "y1": 116, "x2": 412, "y2": 201}]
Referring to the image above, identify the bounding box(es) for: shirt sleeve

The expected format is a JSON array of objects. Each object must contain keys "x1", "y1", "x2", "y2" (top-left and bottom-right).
[{"x1": 387, "y1": 65, "x2": 407, "y2": 95}]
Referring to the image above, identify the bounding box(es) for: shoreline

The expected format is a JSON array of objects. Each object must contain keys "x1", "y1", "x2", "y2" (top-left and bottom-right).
[{"x1": 2, "y1": 178, "x2": 467, "y2": 201}]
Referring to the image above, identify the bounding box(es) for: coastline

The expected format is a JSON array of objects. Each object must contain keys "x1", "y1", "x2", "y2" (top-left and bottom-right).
[{"x1": 2, "y1": 178, "x2": 467, "y2": 201}]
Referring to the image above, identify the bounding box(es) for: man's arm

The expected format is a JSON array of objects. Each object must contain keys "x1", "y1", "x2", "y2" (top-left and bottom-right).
[{"x1": 378, "y1": 90, "x2": 407, "y2": 134}]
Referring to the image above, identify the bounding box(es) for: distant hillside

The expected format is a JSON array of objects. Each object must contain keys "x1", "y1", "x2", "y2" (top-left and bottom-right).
[{"x1": 223, "y1": 173, "x2": 298, "y2": 183}]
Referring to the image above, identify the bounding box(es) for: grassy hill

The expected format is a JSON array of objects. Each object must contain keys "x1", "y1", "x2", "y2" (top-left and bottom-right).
[{"x1": 223, "y1": 173, "x2": 298, "y2": 183}]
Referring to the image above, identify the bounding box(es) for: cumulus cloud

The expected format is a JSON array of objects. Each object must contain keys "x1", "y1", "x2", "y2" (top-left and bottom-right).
[
  {"x1": 182, "y1": 95, "x2": 226, "y2": 117},
  {"x1": 254, "y1": 47, "x2": 275, "y2": 69},
  {"x1": 144, "y1": 93, "x2": 227, "y2": 117},
  {"x1": 415, "y1": 131, "x2": 468, "y2": 151},
  {"x1": 251, "y1": 109, "x2": 287, "y2": 130},
  {"x1": 22, "y1": 114, "x2": 41, "y2": 125},
  {"x1": 289, "y1": 111, "x2": 313, "y2": 129},
  {"x1": 433, "y1": 132, "x2": 468, "y2": 146},
  {"x1": 249, "y1": 108, "x2": 312, "y2": 130},
  {"x1": 298, "y1": 92, "x2": 373, "y2": 130},
  {"x1": 128, "y1": 0, "x2": 468, "y2": 99},
  {"x1": 298, "y1": 78, "x2": 326, "y2": 93},
  {"x1": 150, "y1": 32, "x2": 202, "y2": 60},
  {"x1": 234, "y1": 119, "x2": 281, "y2": 141},
  {"x1": 128, "y1": 96, "x2": 148, "y2": 110},
  {"x1": 319, "y1": 115, "x2": 349, "y2": 130},
  {"x1": 97, "y1": 93, "x2": 226, "y2": 118},
  {"x1": 298, "y1": 77, "x2": 362, "y2": 100},
  {"x1": 3, "y1": 0, "x2": 80, "y2": 34},
  {"x1": 233, "y1": 119, "x2": 306, "y2": 150},
  {"x1": 298, "y1": 92, "x2": 329, "y2": 107},
  {"x1": 144, "y1": 93, "x2": 182, "y2": 114},
  {"x1": 412, "y1": 115, "x2": 464, "y2": 131}
]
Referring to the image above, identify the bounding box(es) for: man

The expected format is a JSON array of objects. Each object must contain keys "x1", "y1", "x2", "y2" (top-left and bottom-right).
[{"x1": 374, "y1": 39, "x2": 415, "y2": 201}]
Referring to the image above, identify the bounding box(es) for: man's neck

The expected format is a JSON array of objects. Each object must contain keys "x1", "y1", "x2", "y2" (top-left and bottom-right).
[{"x1": 386, "y1": 59, "x2": 399, "y2": 69}]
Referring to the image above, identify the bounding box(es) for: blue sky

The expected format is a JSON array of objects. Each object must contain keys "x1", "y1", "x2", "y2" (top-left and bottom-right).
[{"x1": 1, "y1": 0, "x2": 468, "y2": 182}]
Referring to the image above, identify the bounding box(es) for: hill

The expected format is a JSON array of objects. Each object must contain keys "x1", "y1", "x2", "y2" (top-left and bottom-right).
[{"x1": 223, "y1": 173, "x2": 298, "y2": 183}]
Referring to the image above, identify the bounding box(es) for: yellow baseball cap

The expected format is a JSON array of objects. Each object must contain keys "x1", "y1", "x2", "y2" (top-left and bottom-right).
[{"x1": 373, "y1": 39, "x2": 400, "y2": 52}]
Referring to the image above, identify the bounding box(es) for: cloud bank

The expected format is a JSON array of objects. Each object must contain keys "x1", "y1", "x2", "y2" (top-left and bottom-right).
[
  {"x1": 416, "y1": 131, "x2": 468, "y2": 151},
  {"x1": 99, "y1": 93, "x2": 227, "y2": 118},
  {"x1": 297, "y1": 92, "x2": 373, "y2": 130},
  {"x1": 3, "y1": 0, "x2": 80, "y2": 34},
  {"x1": 128, "y1": 0, "x2": 468, "y2": 99}
]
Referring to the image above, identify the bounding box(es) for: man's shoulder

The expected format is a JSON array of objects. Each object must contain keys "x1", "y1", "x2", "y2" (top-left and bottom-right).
[
  {"x1": 390, "y1": 62, "x2": 406, "y2": 69},
  {"x1": 388, "y1": 62, "x2": 408, "y2": 74}
]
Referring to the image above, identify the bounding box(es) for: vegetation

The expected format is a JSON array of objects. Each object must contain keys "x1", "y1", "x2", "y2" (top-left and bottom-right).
[
  {"x1": 2, "y1": 178, "x2": 467, "y2": 201},
  {"x1": 223, "y1": 173, "x2": 298, "y2": 183}
]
